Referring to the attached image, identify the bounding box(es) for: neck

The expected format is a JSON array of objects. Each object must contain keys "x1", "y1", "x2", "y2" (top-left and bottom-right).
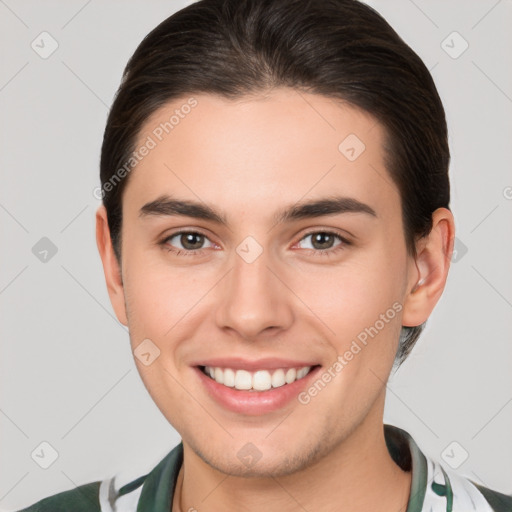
[{"x1": 173, "y1": 405, "x2": 411, "y2": 512}]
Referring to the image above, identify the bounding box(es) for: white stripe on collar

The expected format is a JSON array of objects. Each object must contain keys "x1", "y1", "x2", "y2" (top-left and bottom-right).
[{"x1": 420, "y1": 455, "x2": 493, "y2": 512}]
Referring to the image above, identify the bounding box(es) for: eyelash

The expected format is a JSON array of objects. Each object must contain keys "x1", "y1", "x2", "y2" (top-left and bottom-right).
[{"x1": 159, "y1": 229, "x2": 351, "y2": 258}]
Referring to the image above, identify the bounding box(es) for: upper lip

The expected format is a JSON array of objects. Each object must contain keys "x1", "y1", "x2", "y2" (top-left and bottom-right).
[{"x1": 192, "y1": 357, "x2": 320, "y2": 371}]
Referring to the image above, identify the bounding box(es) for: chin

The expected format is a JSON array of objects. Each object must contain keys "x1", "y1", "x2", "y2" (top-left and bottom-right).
[{"x1": 186, "y1": 428, "x2": 332, "y2": 479}]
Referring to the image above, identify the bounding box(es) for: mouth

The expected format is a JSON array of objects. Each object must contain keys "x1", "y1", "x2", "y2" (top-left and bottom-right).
[
  {"x1": 193, "y1": 362, "x2": 322, "y2": 415},
  {"x1": 199, "y1": 364, "x2": 317, "y2": 391}
]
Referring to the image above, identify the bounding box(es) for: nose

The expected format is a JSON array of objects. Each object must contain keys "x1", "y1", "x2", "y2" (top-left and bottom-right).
[{"x1": 215, "y1": 245, "x2": 294, "y2": 341}]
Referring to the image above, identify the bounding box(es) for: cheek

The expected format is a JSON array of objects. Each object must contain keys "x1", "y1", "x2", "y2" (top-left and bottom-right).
[
  {"x1": 287, "y1": 248, "x2": 406, "y2": 377},
  {"x1": 122, "y1": 252, "x2": 218, "y2": 370},
  {"x1": 294, "y1": 256, "x2": 402, "y2": 331}
]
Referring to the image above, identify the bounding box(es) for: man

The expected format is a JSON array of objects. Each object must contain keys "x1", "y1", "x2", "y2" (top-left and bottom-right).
[{"x1": 18, "y1": 0, "x2": 512, "y2": 510}]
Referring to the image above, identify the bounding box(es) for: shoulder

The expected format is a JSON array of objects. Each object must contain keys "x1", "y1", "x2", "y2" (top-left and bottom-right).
[
  {"x1": 432, "y1": 458, "x2": 512, "y2": 512},
  {"x1": 14, "y1": 442, "x2": 183, "y2": 512},
  {"x1": 385, "y1": 424, "x2": 512, "y2": 512},
  {"x1": 16, "y1": 481, "x2": 102, "y2": 512},
  {"x1": 472, "y1": 482, "x2": 512, "y2": 512}
]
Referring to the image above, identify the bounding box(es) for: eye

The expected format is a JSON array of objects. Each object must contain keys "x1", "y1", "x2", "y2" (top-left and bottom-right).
[
  {"x1": 161, "y1": 230, "x2": 216, "y2": 255},
  {"x1": 296, "y1": 230, "x2": 349, "y2": 255},
  {"x1": 159, "y1": 229, "x2": 350, "y2": 258}
]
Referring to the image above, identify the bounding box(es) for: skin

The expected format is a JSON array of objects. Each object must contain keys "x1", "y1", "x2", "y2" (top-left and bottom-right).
[{"x1": 96, "y1": 87, "x2": 455, "y2": 512}]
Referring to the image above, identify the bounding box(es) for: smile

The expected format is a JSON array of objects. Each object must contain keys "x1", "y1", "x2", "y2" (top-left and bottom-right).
[
  {"x1": 193, "y1": 358, "x2": 322, "y2": 415},
  {"x1": 201, "y1": 365, "x2": 314, "y2": 391}
]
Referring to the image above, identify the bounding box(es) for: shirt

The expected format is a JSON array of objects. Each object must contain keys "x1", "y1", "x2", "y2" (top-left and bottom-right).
[{"x1": 16, "y1": 424, "x2": 512, "y2": 512}]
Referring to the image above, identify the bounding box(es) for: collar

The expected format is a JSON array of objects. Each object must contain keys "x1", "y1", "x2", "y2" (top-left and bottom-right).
[{"x1": 384, "y1": 424, "x2": 428, "y2": 512}]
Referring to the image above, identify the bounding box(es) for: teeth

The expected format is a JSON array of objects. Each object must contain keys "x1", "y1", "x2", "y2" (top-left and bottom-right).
[
  {"x1": 271, "y1": 369, "x2": 285, "y2": 388},
  {"x1": 253, "y1": 370, "x2": 272, "y2": 391},
  {"x1": 234, "y1": 370, "x2": 252, "y2": 390},
  {"x1": 214, "y1": 367, "x2": 224, "y2": 384},
  {"x1": 297, "y1": 367, "x2": 309, "y2": 379},
  {"x1": 285, "y1": 368, "x2": 296, "y2": 384},
  {"x1": 203, "y1": 365, "x2": 313, "y2": 391},
  {"x1": 223, "y1": 368, "x2": 235, "y2": 387}
]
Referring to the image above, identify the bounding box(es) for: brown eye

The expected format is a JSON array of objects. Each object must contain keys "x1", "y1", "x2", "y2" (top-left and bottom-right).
[
  {"x1": 311, "y1": 232, "x2": 336, "y2": 250},
  {"x1": 179, "y1": 232, "x2": 205, "y2": 250},
  {"x1": 298, "y1": 231, "x2": 345, "y2": 251},
  {"x1": 162, "y1": 231, "x2": 215, "y2": 253}
]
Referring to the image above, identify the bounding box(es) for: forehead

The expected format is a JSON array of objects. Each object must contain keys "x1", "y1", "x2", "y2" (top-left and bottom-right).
[{"x1": 126, "y1": 88, "x2": 399, "y2": 222}]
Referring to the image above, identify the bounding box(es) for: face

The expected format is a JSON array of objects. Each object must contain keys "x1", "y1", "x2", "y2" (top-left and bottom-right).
[{"x1": 98, "y1": 88, "x2": 433, "y2": 477}]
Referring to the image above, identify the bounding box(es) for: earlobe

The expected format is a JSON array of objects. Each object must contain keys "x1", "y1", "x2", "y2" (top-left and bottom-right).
[
  {"x1": 95, "y1": 205, "x2": 128, "y2": 326},
  {"x1": 401, "y1": 208, "x2": 455, "y2": 328}
]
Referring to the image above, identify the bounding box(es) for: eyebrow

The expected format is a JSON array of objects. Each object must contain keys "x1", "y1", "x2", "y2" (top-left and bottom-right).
[{"x1": 139, "y1": 194, "x2": 377, "y2": 225}]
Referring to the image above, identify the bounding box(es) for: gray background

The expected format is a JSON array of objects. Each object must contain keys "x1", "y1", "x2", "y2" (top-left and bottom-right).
[{"x1": 1, "y1": 0, "x2": 511, "y2": 509}]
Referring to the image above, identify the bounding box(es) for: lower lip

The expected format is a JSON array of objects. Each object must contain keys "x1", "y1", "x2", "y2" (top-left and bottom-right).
[{"x1": 194, "y1": 365, "x2": 322, "y2": 415}]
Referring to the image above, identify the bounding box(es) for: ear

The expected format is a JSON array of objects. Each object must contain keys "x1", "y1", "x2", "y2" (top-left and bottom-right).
[
  {"x1": 401, "y1": 207, "x2": 455, "y2": 327},
  {"x1": 95, "y1": 205, "x2": 128, "y2": 326}
]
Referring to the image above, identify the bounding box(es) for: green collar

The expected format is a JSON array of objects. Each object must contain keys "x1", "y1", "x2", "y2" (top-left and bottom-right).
[
  {"x1": 384, "y1": 424, "x2": 429, "y2": 512},
  {"x1": 132, "y1": 424, "x2": 428, "y2": 511},
  {"x1": 135, "y1": 440, "x2": 183, "y2": 511}
]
